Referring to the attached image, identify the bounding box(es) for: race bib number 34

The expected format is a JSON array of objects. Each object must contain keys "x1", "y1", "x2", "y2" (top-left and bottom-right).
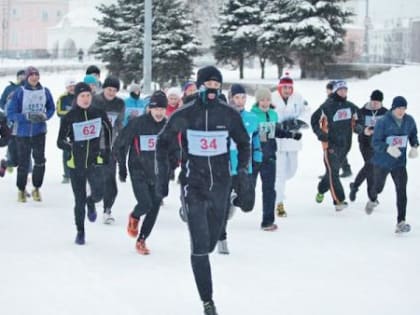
[
  {"x1": 187, "y1": 130, "x2": 228, "y2": 157},
  {"x1": 73, "y1": 118, "x2": 102, "y2": 141},
  {"x1": 139, "y1": 135, "x2": 157, "y2": 151}
]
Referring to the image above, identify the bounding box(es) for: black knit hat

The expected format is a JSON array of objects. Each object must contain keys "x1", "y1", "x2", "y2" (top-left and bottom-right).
[
  {"x1": 230, "y1": 84, "x2": 246, "y2": 97},
  {"x1": 196, "y1": 66, "x2": 223, "y2": 88},
  {"x1": 326, "y1": 81, "x2": 335, "y2": 90},
  {"x1": 102, "y1": 76, "x2": 120, "y2": 91},
  {"x1": 391, "y1": 96, "x2": 407, "y2": 110},
  {"x1": 370, "y1": 90, "x2": 384, "y2": 102},
  {"x1": 74, "y1": 82, "x2": 92, "y2": 99},
  {"x1": 149, "y1": 90, "x2": 168, "y2": 108},
  {"x1": 25, "y1": 66, "x2": 40, "y2": 80},
  {"x1": 17, "y1": 69, "x2": 25, "y2": 77},
  {"x1": 86, "y1": 65, "x2": 101, "y2": 75}
]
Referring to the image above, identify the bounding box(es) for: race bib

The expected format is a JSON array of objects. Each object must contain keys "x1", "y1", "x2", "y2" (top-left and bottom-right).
[
  {"x1": 365, "y1": 115, "x2": 383, "y2": 127},
  {"x1": 258, "y1": 121, "x2": 276, "y2": 142},
  {"x1": 107, "y1": 112, "x2": 119, "y2": 127},
  {"x1": 333, "y1": 108, "x2": 351, "y2": 122},
  {"x1": 386, "y1": 135, "x2": 408, "y2": 148},
  {"x1": 72, "y1": 118, "x2": 102, "y2": 141},
  {"x1": 21, "y1": 88, "x2": 46, "y2": 114},
  {"x1": 126, "y1": 107, "x2": 143, "y2": 118},
  {"x1": 139, "y1": 135, "x2": 157, "y2": 151},
  {"x1": 187, "y1": 130, "x2": 228, "y2": 157}
]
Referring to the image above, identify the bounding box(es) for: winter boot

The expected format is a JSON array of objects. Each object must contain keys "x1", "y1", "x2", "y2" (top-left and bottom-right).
[
  {"x1": 217, "y1": 240, "x2": 230, "y2": 255},
  {"x1": 340, "y1": 165, "x2": 352, "y2": 178},
  {"x1": 87, "y1": 199, "x2": 97, "y2": 222},
  {"x1": 135, "y1": 239, "x2": 150, "y2": 255},
  {"x1": 349, "y1": 182, "x2": 358, "y2": 202},
  {"x1": 315, "y1": 193, "x2": 324, "y2": 203},
  {"x1": 365, "y1": 200, "x2": 379, "y2": 215},
  {"x1": 0, "y1": 159, "x2": 7, "y2": 177},
  {"x1": 335, "y1": 201, "x2": 348, "y2": 211},
  {"x1": 31, "y1": 188, "x2": 42, "y2": 202},
  {"x1": 103, "y1": 209, "x2": 115, "y2": 225},
  {"x1": 127, "y1": 214, "x2": 139, "y2": 238},
  {"x1": 261, "y1": 223, "x2": 278, "y2": 231},
  {"x1": 75, "y1": 231, "x2": 85, "y2": 245},
  {"x1": 17, "y1": 190, "x2": 27, "y2": 203},
  {"x1": 276, "y1": 202, "x2": 287, "y2": 217},
  {"x1": 395, "y1": 221, "x2": 411, "y2": 234},
  {"x1": 203, "y1": 300, "x2": 218, "y2": 315}
]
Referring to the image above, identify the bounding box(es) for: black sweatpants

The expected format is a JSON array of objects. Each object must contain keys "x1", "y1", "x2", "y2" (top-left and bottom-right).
[
  {"x1": 102, "y1": 157, "x2": 118, "y2": 212},
  {"x1": 130, "y1": 171, "x2": 162, "y2": 241},
  {"x1": 253, "y1": 159, "x2": 276, "y2": 227},
  {"x1": 181, "y1": 182, "x2": 231, "y2": 302},
  {"x1": 16, "y1": 133, "x2": 46, "y2": 191},
  {"x1": 69, "y1": 165, "x2": 104, "y2": 232},
  {"x1": 353, "y1": 143, "x2": 375, "y2": 199},
  {"x1": 318, "y1": 146, "x2": 348, "y2": 204},
  {"x1": 369, "y1": 166, "x2": 408, "y2": 223}
]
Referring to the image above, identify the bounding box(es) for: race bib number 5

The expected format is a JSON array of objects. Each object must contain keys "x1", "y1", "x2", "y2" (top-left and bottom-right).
[
  {"x1": 139, "y1": 135, "x2": 157, "y2": 151},
  {"x1": 187, "y1": 130, "x2": 228, "y2": 157},
  {"x1": 72, "y1": 118, "x2": 102, "y2": 141}
]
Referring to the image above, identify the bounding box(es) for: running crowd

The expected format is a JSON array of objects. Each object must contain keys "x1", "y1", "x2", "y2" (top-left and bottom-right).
[{"x1": 0, "y1": 64, "x2": 418, "y2": 315}]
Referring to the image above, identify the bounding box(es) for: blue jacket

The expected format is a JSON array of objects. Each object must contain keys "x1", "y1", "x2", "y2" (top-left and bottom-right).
[
  {"x1": 230, "y1": 110, "x2": 262, "y2": 175},
  {"x1": 372, "y1": 111, "x2": 418, "y2": 170},
  {"x1": 0, "y1": 81, "x2": 23, "y2": 110},
  {"x1": 7, "y1": 81, "x2": 55, "y2": 137},
  {"x1": 123, "y1": 96, "x2": 148, "y2": 126}
]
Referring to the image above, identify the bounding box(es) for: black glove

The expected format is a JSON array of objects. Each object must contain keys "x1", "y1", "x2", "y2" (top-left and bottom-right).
[
  {"x1": 118, "y1": 163, "x2": 127, "y2": 182},
  {"x1": 26, "y1": 112, "x2": 47, "y2": 123},
  {"x1": 235, "y1": 168, "x2": 255, "y2": 212},
  {"x1": 318, "y1": 132, "x2": 328, "y2": 142}
]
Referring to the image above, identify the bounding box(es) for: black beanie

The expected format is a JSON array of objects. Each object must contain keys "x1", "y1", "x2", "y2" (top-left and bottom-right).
[
  {"x1": 326, "y1": 81, "x2": 335, "y2": 90},
  {"x1": 149, "y1": 90, "x2": 168, "y2": 108},
  {"x1": 103, "y1": 76, "x2": 120, "y2": 91},
  {"x1": 391, "y1": 96, "x2": 407, "y2": 110},
  {"x1": 196, "y1": 66, "x2": 223, "y2": 88},
  {"x1": 370, "y1": 90, "x2": 384, "y2": 102},
  {"x1": 86, "y1": 65, "x2": 100, "y2": 75},
  {"x1": 230, "y1": 84, "x2": 246, "y2": 97},
  {"x1": 74, "y1": 82, "x2": 92, "y2": 99},
  {"x1": 17, "y1": 69, "x2": 25, "y2": 77}
]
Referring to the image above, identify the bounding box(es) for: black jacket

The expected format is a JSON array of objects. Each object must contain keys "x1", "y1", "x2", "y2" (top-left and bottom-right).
[
  {"x1": 0, "y1": 110, "x2": 10, "y2": 147},
  {"x1": 57, "y1": 106, "x2": 112, "y2": 169},
  {"x1": 156, "y1": 97, "x2": 250, "y2": 190},
  {"x1": 354, "y1": 103, "x2": 388, "y2": 148},
  {"x1": 311, "y1": 94, "x2": 359, "y2": 151}
]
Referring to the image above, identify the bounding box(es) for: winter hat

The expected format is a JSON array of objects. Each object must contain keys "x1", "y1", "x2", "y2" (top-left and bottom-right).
[
  {"x1": 86, "y1": 65, "x2": 100, "y2": 76},
  {"x1": 196, "y1": 66, "x2": 223, "y2": 88},
  {"x1": 16, "y1": 69, "x2": 25, "y2": 77},
  {"x1": 166, "y1": 87, "x2": 182, "y2": 98},
  {"x1": 370, "y1": 89, "x2": 384, "y2": 102},
  {"x1": 255, "y1": 87, "x2": 272, "y2": 102},
  {"x1": 65, "y1": 77, "x2": 77, "y2": 88},
  {"x1": 148, "y1": 90, "x2": 168, "y2": 108},
  {"x1": 103, "y1": 76, "x2": 120, "y2": 91},
  {"x1": 74, "y1": 82, "x2": 92, "y2": 99},
  {"x1": 128, "y1": 83, "x2": 141, "y2": 93},
  {"x1": 25, "y1": 66, "x2": 40, "y2": 80},
  {"x1": 333, "y1": 80, "x2": 348, "y2": 93},
  {"x1": 391, "y1": 96, "x2": 407, "y2": 110},
  {"x1": 83, "y1": 74, "x2": 97, "y2": 85},
  {"x1": 230, "y1": 84, "x2": 246, "y2": 97},
  {"x1": 326, "y1": 81, "x2": 335, "y2": 90},
  {"x1": 182, "y1": 80, "x2": 196, "y2": 93},
  {"x1": 277, "y1": 73, "x2": 294, "y2": 96}
]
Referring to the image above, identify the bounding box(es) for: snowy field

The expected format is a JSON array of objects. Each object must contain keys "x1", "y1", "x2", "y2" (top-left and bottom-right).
[{"x1": 1, "y1": 65, "x2": 420, "y2": 315}]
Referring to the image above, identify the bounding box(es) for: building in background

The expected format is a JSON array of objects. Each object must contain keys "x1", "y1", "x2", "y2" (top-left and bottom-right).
[{"x1": 0, "y1": 0, "x2": 69, "y2": 58}]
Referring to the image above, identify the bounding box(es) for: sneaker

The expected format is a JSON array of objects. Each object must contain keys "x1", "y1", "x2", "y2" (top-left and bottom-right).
[
  {"x1": 0, "y1": 159, "x2": 7, "y2": 177},
  {"x1": 203, "y1": 300, "x2": 218, "y2": 315},
  {"x1": 179, "y1": 206, "x2": 187, "y2": 222},
  {"x1": 18, "y1": 190, "x2": 27, "y2": 203},
  {"x1": 365, "y1": 200, "x2": 379, "y2": 215},
  {"x1": 127, "y1": 214, "x2": 139, "y2": 237},
  {"x1": 276, "y1": 202, "x2": 287, "y2": 217},
  {"x1": 75, "y1": 231, "x2": 85, "y2": 245},
  {"x1": 31, "y1": 188, "x2": 42, "y2": 202},
  {"x1": 335, "y1": 201, "x2": 348, "y2": 211},
  {"x1": 217, "y1": 240, "x2": 230, "y2": 255},
  {"x1": 87, "y1": 199, "x2": 97, "y2": 222},
  {"x1": 135, "y1": 239, "x2": 150, "y2": 255},
  {"x1": 395, "y1": 221, "x2": 411, "y2": 234},
  {"x1": 315, "y1": 193, "x2": 324, "y2": 203},
  {"x1": 261, "y1": 223, "x2": 278, "y2": 231},
  {"x1": 103, "y1": 210, "x2": 115, "y2": 225},
  {"x1": 349, "y1": 182, "x2": 358, "y2": 202},
  {"x1": 227, "y1": 192, "x2": 237, "y2": 220},
  {"x1": 61, "y1": 176, "x2": 70, "y2": 184}
]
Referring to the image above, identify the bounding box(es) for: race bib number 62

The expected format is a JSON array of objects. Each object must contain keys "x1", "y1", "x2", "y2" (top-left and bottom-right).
[{"x1": 72, "y1": 118, "x2": 102, "y2": 141}]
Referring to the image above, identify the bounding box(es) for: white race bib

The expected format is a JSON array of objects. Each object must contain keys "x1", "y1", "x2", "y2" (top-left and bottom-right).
[
  {"x1": 187, "y1": 130, "x2": 228, "y2": 157},
  {"x1": 139, "y1": 135, "x2": 157, "y2": 151},
  {"x1": 72, "y1": 118, "x2": 102, "y2": 141},
  {"x1": 107, "y1": 112, "x2": 119, "y2": 127},
  {"x1": 333, "y1": 108, "x2": 351, "y2": 122},
  {"x1": 386, "y1": 135, "x2": 408, "y2": 148},
  {"x1": 126, "y1": 107, "x2": 143, "y2": 118},
  {"x1": 21, "y1": 88, "x2": 46, "y2": 114}
]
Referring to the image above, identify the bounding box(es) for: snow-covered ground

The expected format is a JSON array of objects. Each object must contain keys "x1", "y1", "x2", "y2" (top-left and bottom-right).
[{"x1": 1, "y1": 65, "x2": 420, "y2": 315}]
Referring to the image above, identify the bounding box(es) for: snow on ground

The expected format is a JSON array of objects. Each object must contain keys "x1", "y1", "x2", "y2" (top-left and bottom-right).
[{"x1": 1, "y1": 65, "x2": 420, "y2": 315}]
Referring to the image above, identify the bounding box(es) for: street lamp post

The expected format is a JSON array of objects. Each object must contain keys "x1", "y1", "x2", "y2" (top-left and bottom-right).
[{"x1": 143, "y1": 0, "x2": 152, "y2": 95}]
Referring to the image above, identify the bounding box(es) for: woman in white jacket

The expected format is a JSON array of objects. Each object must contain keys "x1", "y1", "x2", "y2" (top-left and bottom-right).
[{"x1": 272, "y1": 74, "x2": 310, "y2": 216}]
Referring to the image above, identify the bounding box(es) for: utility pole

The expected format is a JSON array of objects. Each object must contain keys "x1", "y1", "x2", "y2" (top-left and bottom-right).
[
  {"x1": 363, "y1": 0, "x2": 370, "y2": 62},
  {"x1": 143, "y1": 0, "x2": 152, "y2": 95}
]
